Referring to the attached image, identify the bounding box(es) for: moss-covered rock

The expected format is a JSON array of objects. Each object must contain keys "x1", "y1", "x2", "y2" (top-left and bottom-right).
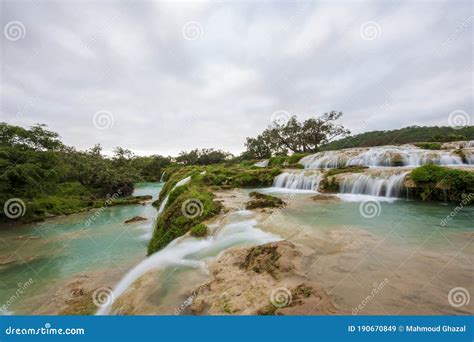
[
  {"x1": 245, "y1": 192, "x2": 284, "y2": 209},
  {"x1": 147, "y1": 185, "x2": 222, "y2": 255},
  {"x1": 325, "y1": 165, "x2": 368, "y2": 177},
  {"x1": 190, "y1": 223, "x2": 209, "y2": 237},
  {"x1": 409, "y1": 164, "x2": 474, "y2": 202},
  {"x1": 319, "y1": 176, "x2": 339, "y2": 193},
  {"x1": 239, "y1": 244, "x2": 282, "y2": 278}
]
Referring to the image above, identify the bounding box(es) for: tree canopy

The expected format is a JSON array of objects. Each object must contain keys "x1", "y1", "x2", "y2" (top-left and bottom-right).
[{"x1": 243, "y1": 111, "x2": 350, "y2": 159}]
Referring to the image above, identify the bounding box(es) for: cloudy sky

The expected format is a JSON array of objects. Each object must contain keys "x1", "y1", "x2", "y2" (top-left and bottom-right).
[{"x1": 1, "y1": 0, "x2": 472, "y2": 156}]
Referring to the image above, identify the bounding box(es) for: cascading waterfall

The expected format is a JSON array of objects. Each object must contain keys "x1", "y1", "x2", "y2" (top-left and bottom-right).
[
  {"x1": 97, "y1": 211, "x2": 280, "y2": 315},
  {"x1": 273, "y1": 171, "x2": 322, "y2": 191},
  {"x1": 339, "y1": 172, "x2": 409, "y2": 198},
  {"x1": 300, "y1": 146, "x2": 469, "y2": 169},
  {"x1": 160, "y1": 171, "x2": 167, "y2": 182},
  {"x1": 157, "y1": 176, "x2": 191, "y2": 215},
  {"x1": 463, "y1": 141, "x2": 474, "y2": 148},
  {"x1": 272, "y1": 144, "x2": 471, "y2": 198}
]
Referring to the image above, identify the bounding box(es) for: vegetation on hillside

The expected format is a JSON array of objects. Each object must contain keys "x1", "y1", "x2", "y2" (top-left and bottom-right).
[
  {"x1": 321, "y1": 126, "x2": 473, "y2": 151},
  {"x1": 0, "y1": 123, "x2": 168, "y2": 222}
]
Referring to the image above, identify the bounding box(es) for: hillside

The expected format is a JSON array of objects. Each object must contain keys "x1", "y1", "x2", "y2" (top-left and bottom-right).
[{"x1": 321, "y1": 125, "x2": 474, "y2": 151}]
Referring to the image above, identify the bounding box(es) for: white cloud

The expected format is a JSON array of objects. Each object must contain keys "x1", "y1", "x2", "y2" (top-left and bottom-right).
[{"x1": 0, "y1": 1, "x2": 471, "y2": 156}]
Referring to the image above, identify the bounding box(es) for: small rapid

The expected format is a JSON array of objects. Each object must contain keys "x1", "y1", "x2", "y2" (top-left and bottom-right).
[
  {"x1": 97, "y1": 211, "x2": 280, "y2": 315},
  {"x1": 300, "y1": 145, "x2": 471, "y2": 169},
  {"x1": 339, "y1": 172, "x2": 409, "y2": 198},
  {"x1": 273, "y1": 171, "x2": 323, "y2": 191}
]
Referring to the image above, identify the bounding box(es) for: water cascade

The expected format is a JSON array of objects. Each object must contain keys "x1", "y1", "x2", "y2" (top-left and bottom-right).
[
  {"x1": 300, "y1": 146, "x2": 467, "y2": 169},
  {"x1": 273, "y1": 171, "x2": 323, "y2": 191},
  {"x1": 97, "y1": 211, "x2": 280, "y2": 315},
  {"x1": 339, "y1": 172, "x2": 409, "y2": 198},
  {"x1": 160, "y1": 171, "x2": 167, "y2": 182},
  {"x1": 157, "y1": 176, "x2": 191, "y2": 216}
]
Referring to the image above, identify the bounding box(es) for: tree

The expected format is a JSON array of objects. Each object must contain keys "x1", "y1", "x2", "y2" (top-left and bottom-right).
[
  {"x1": 242, "y1": 111, "x2": 350, "y2": 157},
  {"x1": 176, "y1": 148, "x2": 233, "y2": 165}
]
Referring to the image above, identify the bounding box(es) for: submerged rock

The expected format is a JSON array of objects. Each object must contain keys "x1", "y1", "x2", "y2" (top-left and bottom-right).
[{"x1": 124, "y1": 216, "x2": 147, "y2": 224}]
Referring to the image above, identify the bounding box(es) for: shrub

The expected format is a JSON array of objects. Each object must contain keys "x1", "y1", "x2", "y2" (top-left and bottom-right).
[
  {"x1": 410, "y1": 164, "x2": 474, "y2": 202},
  {"x1": 190, "y1": 223, "x2": 209, "y2": 237},
  {"x1": 414, "y1": 142, "x2": 442, "y2": 150},
  {"x1": 287, "y1": 153, "x2": 309, "y2": 164},
  {"x1": 268, "y1": 156, "x2": 288, "y2": 167}
]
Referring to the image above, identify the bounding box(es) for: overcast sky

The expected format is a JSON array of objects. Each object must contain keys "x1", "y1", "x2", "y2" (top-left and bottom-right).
[{"x1": 1, "y1": 0, "x2": 472, "y2": 156}]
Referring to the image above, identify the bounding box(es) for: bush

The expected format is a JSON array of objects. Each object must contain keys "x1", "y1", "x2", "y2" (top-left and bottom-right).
[
  {"x1": 414, "y1": 142, "x2": 442, "y2": 150},
  {"x1": 268, "y1": 156, "x2": 288, "y2": 167},
  {"x1": 287, "y1": 153, "x2": 309, "y2": 164},
  {"x1": 190, "y1": 223, "x2": 209, "y2": 237},
  {"x1": 410, "y1": 164, "x2": 474, "y2": 202}
]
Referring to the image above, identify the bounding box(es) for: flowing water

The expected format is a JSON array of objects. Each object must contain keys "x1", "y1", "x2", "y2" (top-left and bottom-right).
[
  {"x1": 0, "y1": 182, "x2": 163, "y2": 314},
  {"x1": 273, "y1": 171, "x2": 323, "y2": 191},
  {"x1": 157, "y1": 176, "x2": 191, "y2": 215},
  {"x1": 300, "y1": 145, "x2": 473, "y2": 169},
  {"x1": 262, "y1": 193, "x2": 474, "y2": 314},
  {"x1": 97, "y1": 210, "x2": 280, "y2": 315},
  {"x1": 1, "y1": 142, "x2": 473, "y2": 315}
]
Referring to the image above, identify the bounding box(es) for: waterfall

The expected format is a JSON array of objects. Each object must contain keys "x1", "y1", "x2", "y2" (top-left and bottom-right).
[
  {"x1": 273, "y1": 171, "x2": 322, "y2": 191},
  {"x1": 463, "y1": 141, "x2": 474, "y2": 148},
  {"x1": 96, "y1": 211, "x2": 280, "y2": 315},
  {"x1": 339, "y1": 172, "x2": 408, "y2": 198},
  {"x1": 300, "y1": 146, "x2": 467, "y2": 169},
  {"x1": 160, "y1": 171, "x2": 167, "y2": 182},
  {"x1": 254, "y1": 159, "x2": 269, "y2": 167},
  {"x1": 300, "y1": 150, "x2": 351, "y2": 169},
  {"x1": 157, "y1": 176, "x2": 191, "y2": 216}
]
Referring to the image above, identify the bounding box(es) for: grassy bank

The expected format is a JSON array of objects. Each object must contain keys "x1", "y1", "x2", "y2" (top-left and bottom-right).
[
  {"x1": 408, "y1": 165, "x2": 474, "y2": 202},
  {"x1": 147, "y1": 164, "x2": 282, "y2": 254}
]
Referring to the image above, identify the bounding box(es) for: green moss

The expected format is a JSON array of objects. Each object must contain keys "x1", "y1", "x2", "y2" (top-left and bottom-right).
[
  {"x1": 287, "y1": 153, "x2": 309, "y2": 164},
  {"x1": 325, "y1": 165, "x2": 368, "y2": 177},
  {"x1": 190, "y1": 223, "x2": 209, "y2": 237},
  {"x1": 154, "y1": 166, "x2": 202, "y2": 208},
  {"x1": 268, "y1": 156, "x2": 288, "y2": 167},
  {"x1": 410, "y1": 164, "x2": 474, "y2": 202},
  {"x1": 319, "y1": 176, "x2": 339, "y2": 193},
  {"x1": 453, "y1": 149, "x2": 468, "y2": 164},
  {"x1": 147, "y1": 185, "x2": 222, "y2": 254},
  {"x1": 239, "y1": 244, "x2": 281, "y2": 278},
  {"x1": 148, "y1": 164, "x2": 283, "y2": 254},
  {"x1": 245, "y1": 191, "x2": 284, "y2": 209},
  {"x1": 285, "y1": 163, "x2": 305, "y2": 169},
  {"x1": 414, "y1": 142, "x2": 442, "y2": 150}
]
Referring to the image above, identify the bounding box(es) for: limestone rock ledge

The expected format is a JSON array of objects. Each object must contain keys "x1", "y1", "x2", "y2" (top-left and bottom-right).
[{"x1": 189, "y1": 240, "x2": 336, "y2": 315}]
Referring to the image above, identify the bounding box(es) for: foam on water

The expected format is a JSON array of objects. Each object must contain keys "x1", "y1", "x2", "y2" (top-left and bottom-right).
[{"x1": 336, "y1": 194, "x2": 400, "y2": 203}]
